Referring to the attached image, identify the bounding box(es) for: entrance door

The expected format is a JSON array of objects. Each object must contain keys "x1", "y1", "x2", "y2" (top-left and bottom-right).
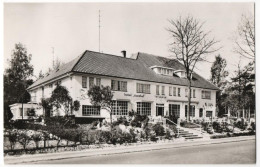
[{"x1": 156, "y1": 104, "x2": 164, "y2": 116}]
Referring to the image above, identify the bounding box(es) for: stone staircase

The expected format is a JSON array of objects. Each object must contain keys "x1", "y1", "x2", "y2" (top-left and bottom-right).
[
  {"x1": 164, "y1": 118, "x2": 203, "y2": 140},
  {"x1": 178, "y1": 128, "x2": 203, "y2": 140}
]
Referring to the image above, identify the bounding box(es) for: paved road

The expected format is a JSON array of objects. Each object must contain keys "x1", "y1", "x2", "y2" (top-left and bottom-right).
[{"x1": 31, "y1": 139, "x2": 255, "y2": 164}]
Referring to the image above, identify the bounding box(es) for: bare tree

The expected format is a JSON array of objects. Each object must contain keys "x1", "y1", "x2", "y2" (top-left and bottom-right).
[
  {"x1": 167, "y1": 16, "x2": 219, "y2": 121},
  {"x1": 233, "y1": 14, "x2": 255, "y2": 60}
]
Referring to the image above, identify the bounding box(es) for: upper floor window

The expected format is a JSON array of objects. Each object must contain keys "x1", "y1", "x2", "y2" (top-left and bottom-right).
[
  {"x1": 96, "y1": 78, "x2": 101, "y2": 86},
  {"x1": 173, "y1": 87, "x2": 176, "y2": 96},
  {"x1": 156, "y1": 85, "x2": 160, "y2": 95},
  {"x1": 202, "y1": 90, "x2": 211, "y2": 99},
  {"x1": 178, "y1": 88, "x2": 181, "y2": 97},
  {"x1": 89, "y1": 77, "x2": 94, "y2": 88},
  {"x1": 161, "y1": 86, "x2": 165, "y2": 95},
  {"x1": 111, "y1": 80, "x2": 127, "y2": 92},
  {"x1": 82, "y1": 76, "x2": 87, "y2": 88},
  {"x1": 193, "y1": 89, "x2": 196, "y2": 98},
  {"x1": 136, "y1": 83, "x2": 150, "y2": 94},
  {"x1": 169, "y1": 86, "x2": 172, "y2": 96},
  {"x1": 185, "y1": 88, "x2": 188, "y2": 97}
]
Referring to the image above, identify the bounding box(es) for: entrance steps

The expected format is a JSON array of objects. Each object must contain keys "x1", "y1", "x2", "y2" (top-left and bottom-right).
[{"x1": 177, "y1": 129, "x2": 203, "y2": 140}]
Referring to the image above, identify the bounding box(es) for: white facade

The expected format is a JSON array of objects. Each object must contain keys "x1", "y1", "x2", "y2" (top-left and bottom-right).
[
  {"x1": 26, "y1": 72, "x2": 217, "y2": 121},
  {"x1": 9, "y1": 103, "x2": 42, "y2": 120}
]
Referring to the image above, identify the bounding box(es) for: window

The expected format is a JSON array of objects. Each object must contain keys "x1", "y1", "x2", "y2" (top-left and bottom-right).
[
  {"x1": 206, "y1": 111, "x2": 212, "y2": 117},
  {"x1": 161, "y1": 86, "x2": 165, "y2": 95},
  {"x1": 202, "y1": 90, "x2": 211, "y2": 99},
  {"x1": 112, "y1": 101, "x2": 128, "y2": 115},
  {"x1": 199, "y1": 108, "x2": 203, "y2": 117},
  {"x1": 82, "y1": 76, "x2": 87, "y2": 88},
  {"x1": 82, "y1": 105, "x2": 100, "y2": 116},
  {"x1": 42, "y1": 87, "x2": 44, "y2": 98},
  {"x1": 137, "y1": 102, "x2": 151, "y2": 115},
  {"x1": 178, "y1": 88, "x2": 181, "y2": 97},
  {"x1": 169, "y1": 104, "x2": 180, "y2": 117},
  {"x1": 111, "y1": 80, "x2": 127, "y2": 92},
  {"x1": 169, "y1": 87, "x2": 172, "y2": 96},
  {"x1": 49, "y1": 84, "x2": 53, "y2": 88},
  {"x1": 193, "y1": 89, "x2": 196, "y2": 98},
  {"x1": 136, "y1": 83, "x2": 150, "y2": 94},
  {"x1": 156, "y1": 85, "x2": 160, "y2": 95},
  {"x1": 185, "y1": 89, "x2": 188, "y2": 97},
  {"x1": 96, "y1": 78, "x2": 101, "y2": 86},
  {"x1": 89, "y1": 77, "x2": 94, "y2": 88},
  {"x1": 19, "y1": 108, "x2": 23, "y2": 116},
  {"x1": 185, "y1": 105, "x2": 195, "y2": 117},
  {"x1": 173, "y1": 87, "x2": 176, "y2": 96}
]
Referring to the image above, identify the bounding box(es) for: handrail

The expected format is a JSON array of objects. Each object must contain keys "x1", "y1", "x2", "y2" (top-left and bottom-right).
[{"x1": 165, "y1": 118, "x2": 178, "y2": 127}]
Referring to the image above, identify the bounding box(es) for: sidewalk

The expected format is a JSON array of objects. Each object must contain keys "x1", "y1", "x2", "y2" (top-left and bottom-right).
[{"x1": 4, "y1": 136, "x2": 255, "y2": 164}]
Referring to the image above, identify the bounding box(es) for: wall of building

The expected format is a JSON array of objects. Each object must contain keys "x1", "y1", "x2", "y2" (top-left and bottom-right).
[{"x1": 29, "y1": 73, "x2": 216, "y2": 120}]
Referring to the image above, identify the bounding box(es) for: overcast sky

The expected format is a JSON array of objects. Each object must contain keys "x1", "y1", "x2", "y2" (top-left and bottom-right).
[{"x1": 4, "y1": 2, "x2": 254, "y2": 80}]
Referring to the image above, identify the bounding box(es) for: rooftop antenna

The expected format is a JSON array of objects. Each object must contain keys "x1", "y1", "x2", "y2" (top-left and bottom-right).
[
  {"x1": 52, "y1": 47, "x2": 55, "y2": 68},
  {"x1": 99, "y1": 10, "x2": 101, "y2": 52}
]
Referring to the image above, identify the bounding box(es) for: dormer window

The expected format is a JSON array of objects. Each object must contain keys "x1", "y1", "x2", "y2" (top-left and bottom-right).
[{"x1": 150, "y1": 66, "x2": 174, "y2": 76}]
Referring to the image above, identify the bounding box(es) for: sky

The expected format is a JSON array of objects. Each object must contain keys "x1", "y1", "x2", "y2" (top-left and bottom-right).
[{"x1": 4, "y1": 2, "x2": 254, "y2": 80}]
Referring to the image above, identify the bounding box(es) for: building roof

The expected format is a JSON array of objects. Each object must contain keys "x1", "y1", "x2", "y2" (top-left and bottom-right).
[{"x1": 28, "y1": 50, "x2": 219, "y2": 90}]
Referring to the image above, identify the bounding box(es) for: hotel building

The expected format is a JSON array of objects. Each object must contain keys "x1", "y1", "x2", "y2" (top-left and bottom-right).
[{"x1": 12, "y1": 50, "x2": 218, "y2": 121}]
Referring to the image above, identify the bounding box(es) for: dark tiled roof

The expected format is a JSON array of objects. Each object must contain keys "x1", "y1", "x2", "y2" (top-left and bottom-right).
[
  {"x1": 28, "y1": 50, "x2": 219, "y2": 90},
  {"x1": 27, "y1": 53, "x2": 83, "y2": 90}
]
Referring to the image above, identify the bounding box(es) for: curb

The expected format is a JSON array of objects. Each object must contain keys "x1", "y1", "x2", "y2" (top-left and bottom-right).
[{"x1": 4, "y1": 136, "x2": 255, "y2": 164}]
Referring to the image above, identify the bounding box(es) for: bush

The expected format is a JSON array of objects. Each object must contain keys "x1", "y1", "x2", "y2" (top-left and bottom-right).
[
  {"x1": 17, "y1": 131, "x2": 31, "y2": 150},
  {"x1": 8, "y1": 130, "x2": 18, "y2": 150},
  {"x1": 44, "y1": 116, "x2": 78, "y2": 128},
  {"x1": 130, "y1": 115, "x2": 149, "y2": 128},
  {"x1": 152, "y1": 123, "x2": 165, "y2": 136},
  {"x1": 165, "y1": 129, "x2": 174, "y2": 140},
  {"x1": 31, "y1": 133, "x2": 42, "y2": 149},
  {"x1": 212, "y1": 121, "x2": 223, "y2": 133},
  {"x1": 112, "y1": 116, "x2": 129, "y2": 127}
]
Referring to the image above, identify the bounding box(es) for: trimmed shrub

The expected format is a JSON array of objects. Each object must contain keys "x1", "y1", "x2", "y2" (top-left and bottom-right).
[
  {"x1": 152, "y1": 123, "x2": 165, "y2": 136},
  {"x1": 17, "y1": 131, "x2": 31, "y2": 150},
  {"x1": 8, "y1": 130, "x2": 18, "y2": 150},
  {"x1": 130, "y1": 115, "x2": 149, "y2": 128}
]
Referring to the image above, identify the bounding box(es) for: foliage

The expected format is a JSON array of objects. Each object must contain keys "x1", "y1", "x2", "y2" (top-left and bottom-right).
[
  {"x1": 50, "y1": 84, "x2": 72, "y2": 115},
  {"x1": 212, "y1": 121, "x2": 223, "y2": 133},
  {"x1": 72, "y1": 100, "x2": 80, "y2": 112},
  {"x1": 17, "y1": 131, "x2": 31, "y2": 150},
  {"x1": 40, "y1": 98, "x2": 52, "y2": 117},
  {"x1": 4, "y1": 43, "x2": 34, "y2": 123},
  {"x1": 8, "y1": 130, "x2": 18, "y2": 150},
  {"x1": 44, "y1": 116, "x2": 77, "y2": 128},
  {"x1": 165, "y1": 129, "x2": 174, "y2": 140},
  {"x1": 210, "y1": 55, "x2": 229, "y2": 117},
  {"x1": 112, "y1": 116, "x2": 129, "y2": 126},
  {"x1": 31, "y1": 133, "x2": 42, "y2": 149},
  {"x1": 166, "y1": 15, "x2": 219, "y2": 121},
  {"x1": 130, "y1": 114, "x2": 149, "y2": 128},
  {"x1": 87, "y1": 85, "x2": 114, "y2": 123},
  {"x1": 233, "y1": 14, "x2": 255, "y2": 60},
  {"x1": 152, "y1": 123, "x2": 165, "y2": 136}
]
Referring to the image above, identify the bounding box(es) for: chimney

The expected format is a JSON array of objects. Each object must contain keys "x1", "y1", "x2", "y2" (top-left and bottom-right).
[{"x1": 121, "y1": 50, "x2": 126, "y2": 58}]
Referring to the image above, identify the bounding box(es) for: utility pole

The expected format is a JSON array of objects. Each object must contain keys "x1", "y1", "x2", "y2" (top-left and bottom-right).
[{"x1": 99, "y1": 10, "x2": 101, "y2": 52}]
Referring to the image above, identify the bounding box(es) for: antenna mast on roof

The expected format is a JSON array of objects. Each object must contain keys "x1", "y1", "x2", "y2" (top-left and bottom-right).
[
  {"x1": 99, "y1": 10, "x2": 101, "y2": 52},
  {"x1": 52, "y1": 47, "x2": 55, "y2": 69}
]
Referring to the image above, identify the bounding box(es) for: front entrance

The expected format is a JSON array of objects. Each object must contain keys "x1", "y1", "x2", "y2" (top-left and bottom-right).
[{"x1": 156, "y1": 104, "x2": 164, "y2": 116}]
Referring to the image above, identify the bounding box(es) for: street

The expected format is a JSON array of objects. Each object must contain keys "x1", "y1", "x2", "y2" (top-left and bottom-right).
[{"x1": 30, "y1": 139, "x2": 255, "y2": 164}]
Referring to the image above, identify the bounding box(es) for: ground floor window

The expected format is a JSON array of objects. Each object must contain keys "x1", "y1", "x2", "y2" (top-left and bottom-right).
[
  {"x1": 199, "y1": 108, "x2": 203, "y2": 117},
  {"x1": 137, "y1": 102, "x2": 151, "y2": 116},
  {"x1": 206, "y1": 111, "x2": 212, "y2": 117},
  {"x1": 185, "y1": 105, "x2": 195, "y2": 117},
  {"x1": 82, "y1": 105, "x2": 100, "y2": 116},
  {"x1": 169, "y1": 104, "x2": 180, "y2": 117},
  {"x1": 112, "y1": 101, "x2": 128, "y2": 115}
]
